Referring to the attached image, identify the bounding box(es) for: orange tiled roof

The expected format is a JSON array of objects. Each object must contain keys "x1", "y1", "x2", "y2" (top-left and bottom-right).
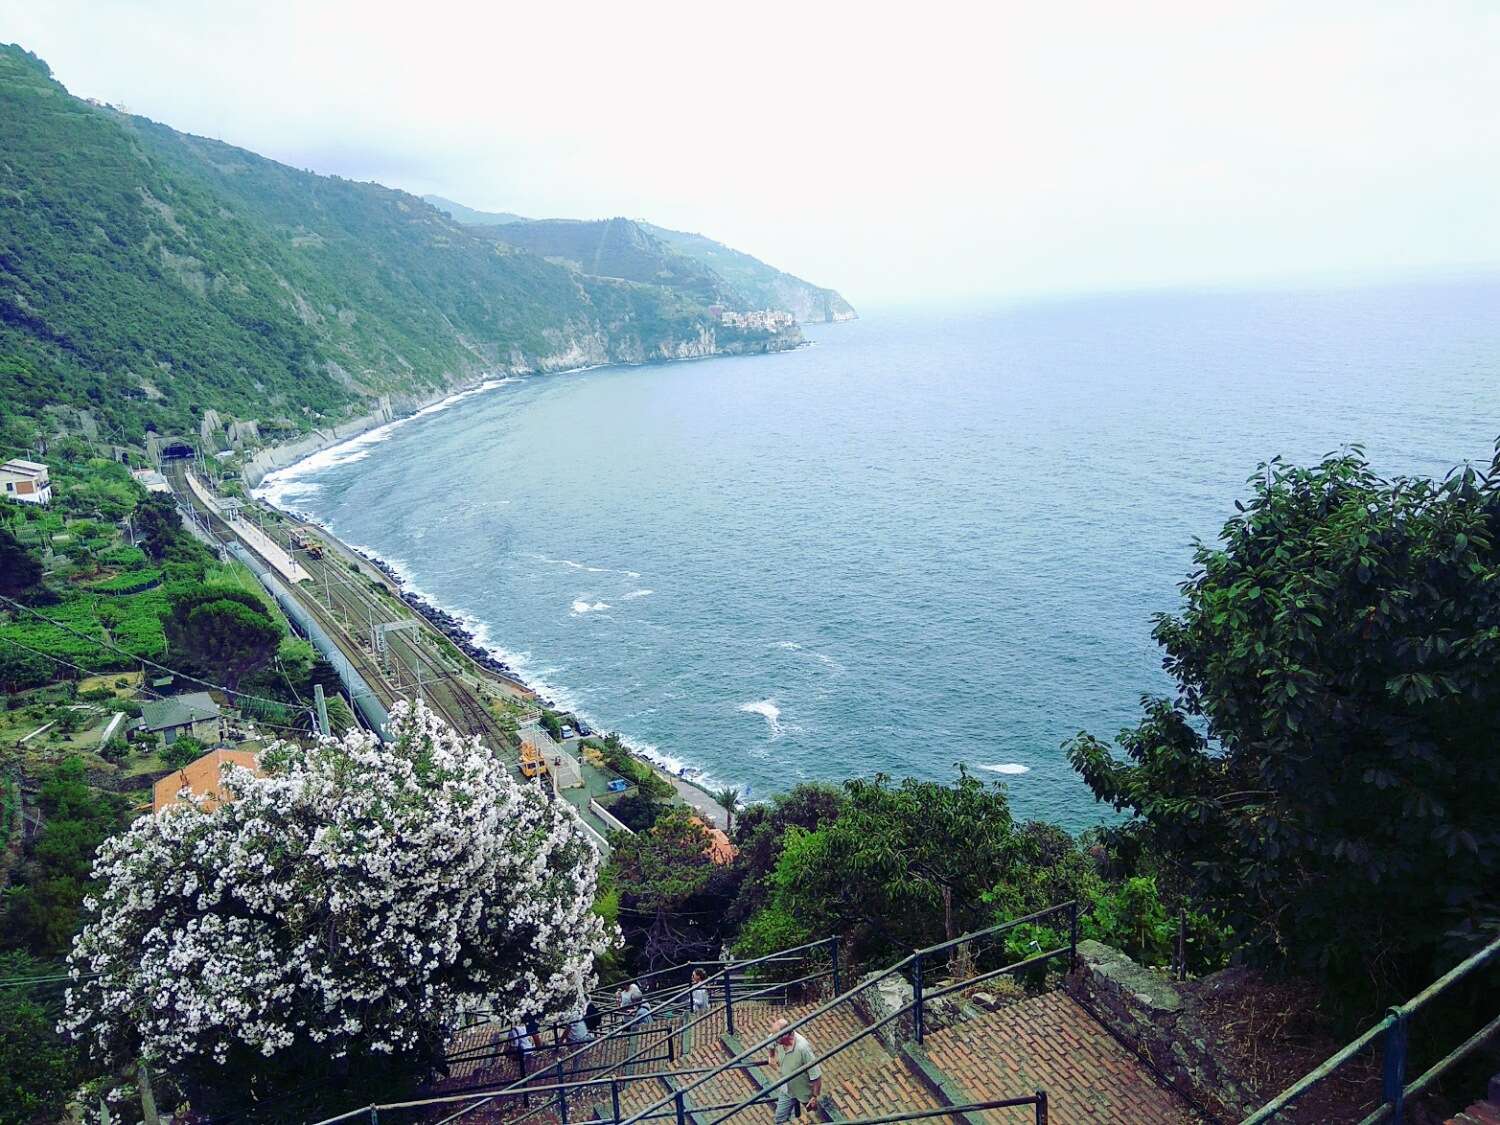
[
  {"x1": 152, "y1": 749, "x2": 262, "y2": 813},
  {"x1": 691, "y1": 815, "x2": 738, "y2": 865}
]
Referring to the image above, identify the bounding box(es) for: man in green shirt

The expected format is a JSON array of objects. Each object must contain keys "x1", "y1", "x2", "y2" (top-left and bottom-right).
[{"x1": 766, "y1": 1017, "x2": 823, "y2": 1123}]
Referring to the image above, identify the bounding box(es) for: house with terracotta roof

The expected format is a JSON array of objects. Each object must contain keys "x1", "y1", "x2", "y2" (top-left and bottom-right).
[{"x1": 152, "y1": 748, "x2": 262, "y2": 813}]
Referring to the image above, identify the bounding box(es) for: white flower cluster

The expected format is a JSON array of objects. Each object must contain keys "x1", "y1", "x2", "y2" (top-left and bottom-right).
[{"x1": 62, "y1": 701, "x2": 612, "y2": 1084}]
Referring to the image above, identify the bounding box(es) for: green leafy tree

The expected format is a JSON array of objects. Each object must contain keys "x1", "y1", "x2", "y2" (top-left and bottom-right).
[
  {"x1": 2, "y1": 759, "x2": 129, "y2": 955},
  {"x1": 164, "y1": 585, "x2": 282, "y2": 691},
  {"x1": 728, "y1": 782, "x2": 844, "y2": 928},
  {"x1": 772, "y1": 771, "x2": 1025, "y2": 955},
  {"x1": 609, "y1": 807, "x2": 734, "y2": 967},
  {"x1": 0, "y1": 954, "x2": 84, "y2": 1125},
  {"x1": 1067, "y1": 449, "x2": 1500, "y2": 1003},
  {"x1": 0, "y1": 526, "x2": 43, "y2": 600},
  {"x1": 161, "y1": 735, "x2": 206, "y2": 770}
]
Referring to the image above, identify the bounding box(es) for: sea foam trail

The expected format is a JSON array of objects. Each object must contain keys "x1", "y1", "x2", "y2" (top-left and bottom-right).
[
  {"x1": 570, "y1": 600, "x2": 611, "y2": 615},
  {"x1": 622, "y1": 589, "x2": 654, "y2": 600},
  {"x1": 738, "y1": 698, "x2": 784, "y2": 738},
  {"x1": 978, "y1": 763, "x2": 1031, "y2": 775},
  {"x1": 253, "y1": 376, "x2": 516, "y2": 508}
]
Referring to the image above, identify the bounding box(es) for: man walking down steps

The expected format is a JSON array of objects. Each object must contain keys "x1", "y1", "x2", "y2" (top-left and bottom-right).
[{"x1": 766, "y1": 1017, "x2": 823, "y2": 1124}]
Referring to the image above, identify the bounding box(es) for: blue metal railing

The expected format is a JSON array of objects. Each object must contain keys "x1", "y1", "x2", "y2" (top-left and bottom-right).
[
  {"x1": 626, "y1": 900, "x2": 1081, "y2": 1125},
  {"x1": 309, "y1": 935, "x2": 838, "y2": 1125},
  {"x1": 1240, "y1": 932, "x2": 1500, "y2": 1124}
]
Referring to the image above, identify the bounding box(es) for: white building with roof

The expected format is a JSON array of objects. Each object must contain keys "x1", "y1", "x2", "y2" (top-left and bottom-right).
[{"x1": 0, "y1": 459, "x2": 52, "y2": 505}]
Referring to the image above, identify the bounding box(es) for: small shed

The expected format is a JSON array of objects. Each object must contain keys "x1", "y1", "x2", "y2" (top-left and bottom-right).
[{"x1": 138, "y1": 692, "x2": 223, "y2": 746}]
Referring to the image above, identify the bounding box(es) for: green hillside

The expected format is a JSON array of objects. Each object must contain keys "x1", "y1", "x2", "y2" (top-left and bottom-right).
[
  {"x1": 471, "y1": 217, "x2": 731, "y2": 305},
  {"x1": 0, "y1": 45, "x2": 781, "y2": 448},
  {"x1": 423, "y1": 197, "x2": 858, "y2": 324},
  {"x1": 420, "y1": 194, "x2": 527, "y2": 226},
  {"x1": 642, "y1": 223, "x2": 857, "y2": 323}
]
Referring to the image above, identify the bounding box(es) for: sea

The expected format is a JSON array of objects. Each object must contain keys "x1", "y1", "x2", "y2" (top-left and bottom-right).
[{"x1": 256, "y1": 276, "x2": 1500, "y2": 830}]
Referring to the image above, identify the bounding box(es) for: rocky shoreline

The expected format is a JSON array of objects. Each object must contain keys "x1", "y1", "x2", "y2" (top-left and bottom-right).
[{"x1": 337, "y1": 541, "x2": 596, "y2": 724}]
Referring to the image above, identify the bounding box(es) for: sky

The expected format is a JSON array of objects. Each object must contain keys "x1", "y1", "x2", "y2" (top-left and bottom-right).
[{"x1": 3, "y1": 1, "x2": 1498, "y2": 307}]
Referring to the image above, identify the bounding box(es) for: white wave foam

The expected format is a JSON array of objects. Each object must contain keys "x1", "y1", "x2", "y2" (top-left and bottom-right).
[
  {"x1": 978, "y1": 763, "x2": 1031, "y2": 775},
  {"x1": 570, "y1": 600, "x2": 611, "y2": 615},
  {"x1": 533, "y1": 554, "x2": 641, "y2": 579},
  {"x1": 772, "y1": 640, "x2": 844, "y2": 674},
  {"x1": 252, "y1": 376, "x2": 516, "y2": 508},
  {"x1": 738, "y1": 698, "x2": 784, "y2": 738},
  {"x1": 622, "y1": 588, "x2": 654, "y2": 600}
]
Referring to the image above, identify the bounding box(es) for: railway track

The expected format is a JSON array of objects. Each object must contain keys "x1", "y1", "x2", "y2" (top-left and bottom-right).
[{"x1": 164, "y1": 461, "x2": 518, "y2": 762}]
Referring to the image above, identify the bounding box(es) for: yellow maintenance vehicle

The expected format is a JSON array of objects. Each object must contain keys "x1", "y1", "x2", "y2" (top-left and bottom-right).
[
  {"x1": 290, "y1": 530, "x2": 326, "y2": 559},
  {"x1": 520, "y1": 739, "x2": 549, "y2": 780}
]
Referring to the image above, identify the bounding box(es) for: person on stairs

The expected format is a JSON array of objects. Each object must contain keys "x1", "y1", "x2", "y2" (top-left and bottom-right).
[
  {"x1": 766, "y1": 1017, "x2": 823, "y2": 1124},
  {"x1": 685, "y1": 968, "x2": 710, "y2": 1054}
]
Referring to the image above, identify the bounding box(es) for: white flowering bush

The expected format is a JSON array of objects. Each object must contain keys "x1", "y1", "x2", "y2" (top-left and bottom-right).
[{"x1": 62, "y1": 701, "x2": 611, "y2": 1109}]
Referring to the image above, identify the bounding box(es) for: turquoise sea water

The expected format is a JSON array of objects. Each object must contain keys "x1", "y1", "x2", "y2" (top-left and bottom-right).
[{"x1": 260, "y1": 278, "x2": 1500, "y2": 829}]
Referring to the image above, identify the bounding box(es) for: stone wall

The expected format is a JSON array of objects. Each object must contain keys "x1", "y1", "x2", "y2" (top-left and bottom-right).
[{"x1": 1066, "y1": 940, "x2": 1261, "y2": 1122}]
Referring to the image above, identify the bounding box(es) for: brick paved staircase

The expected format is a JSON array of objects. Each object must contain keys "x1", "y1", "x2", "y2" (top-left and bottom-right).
[
  {"x1": 433, "y1": 972, "x2": 1204, "y2": 1125},
  {"x1": 1447, "y1": 1074, "x2": 1500, "y2": 1125},
  {"x1": 921, "y1": 992, "x2": 1195, "y2": 1124}
]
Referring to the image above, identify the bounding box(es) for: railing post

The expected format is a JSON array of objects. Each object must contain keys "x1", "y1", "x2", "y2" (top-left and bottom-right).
[
  {"x1": 830, "y1": 937, "x2": 841, "y2": 995},
  {"x1": 555, "y1": 1058, "x2": 568, "y2": 1125},
  {"x1": 1382, "y1": 1007, "x2": 1409, "y2": 1124},
  {"x1": 1035, "y1": 1089, "x2": 1048, "y2": 1125},
  {"x1": 724, "y1": 966, "x2": 736, "y2": 1036},
  {"x1": 370, "y1": 1109, "x2": 379, "y2": 1125},
  {"x1": 1175, "y1": 908, "x2": 1187, "y2": 981},
  {"x1": 1069, "y1": 902, "x2": 1080, "y2": 973},
  {"x1": 611, "y1": 1077, "x2": 622, "y2": 1124},
  {"x1": 674, "y1": 1090, "x2": 687, "y2": 1125},
  {"x1": 912, "y1": 953, "x2": 925, "y2": 1045}
]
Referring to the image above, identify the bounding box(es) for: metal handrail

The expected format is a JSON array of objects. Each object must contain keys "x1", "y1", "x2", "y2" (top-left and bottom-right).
[
  {"x1": 493, "y1": 969, "x2": 829, "y2": 1125},
  {"x1": 625, "y1": 900, "x2": 1079, "y2": 1125},
  {"x1": 587, "y1": 954, "x2": 807, "y2": 1004},
  {"x1": 1240, "y1": 932, "x2": 1500, "y2": 1124},
  {"x1": 309, "y1": 933, "x2": 837, "y2": 1125}
]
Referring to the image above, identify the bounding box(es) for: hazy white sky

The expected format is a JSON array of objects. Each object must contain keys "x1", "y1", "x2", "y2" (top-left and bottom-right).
[{"x1": 4, "y1": 1, "x2": 1498, "y2": 306}]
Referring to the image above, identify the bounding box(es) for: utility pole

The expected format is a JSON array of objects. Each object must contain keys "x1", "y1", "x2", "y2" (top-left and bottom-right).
[
  {"x1": 314, "y1": 684, "x2": 330, "y2": 737},
  {"x1": 137, "y1": 1061, "x2": 160, "y2": 1125}
]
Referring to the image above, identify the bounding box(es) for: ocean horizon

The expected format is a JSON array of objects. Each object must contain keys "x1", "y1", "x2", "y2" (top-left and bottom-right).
[{"x1": 257, "y1": 275, "x2": 1500, "y2": 829}]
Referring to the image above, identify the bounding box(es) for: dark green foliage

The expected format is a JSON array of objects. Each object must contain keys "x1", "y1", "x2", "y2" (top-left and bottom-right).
[
  {"x1": 0, "y1": 525, "x2": 42, "y2": 598},
  {"x1": 608, "y1": 791, "x2": 664, "y2": 833},
  {"x1": 134, "y1": 493, "x2": 208, "y2": 564},
  {"x1": 0, "y1": 952, "x2": 84, "y2": 1125},
  {"x1": 161, "y1": 735, "x2": 206, "y2": 770},
  {"x1": 164, "y1": 583, "x2": 282, "y2": 690},
  {"x1": 771, "y1": 771, "x2": 1025, "y2": 956},
  {"x1": 1067, "y1": 447, "x2": 1500, "y2": 1005},
  {"x1": 728, "y1": 782, "x2": 843, "y2": 927},
  {"x1": 2, "y1": 758, "x2": 129, "y2": 955},
  {"x1": 608, "y1": 807, "x2": 740, "y2": 967}
]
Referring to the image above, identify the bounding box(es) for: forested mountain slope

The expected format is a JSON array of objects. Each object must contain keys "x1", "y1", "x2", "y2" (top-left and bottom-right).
[
  {"x1": 422, "y1": 198, "x2": 858, "y2": 324},
  {"x1": 0, "y1": 45, "x2": 795, "y2": 446}
]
